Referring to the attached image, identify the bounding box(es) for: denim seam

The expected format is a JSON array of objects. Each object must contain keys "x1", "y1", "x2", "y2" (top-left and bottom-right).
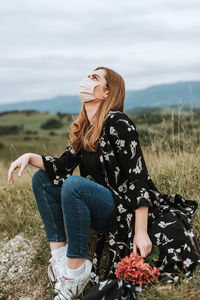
[
  {"x1": 66, "y1": 253, "x2": 87, "y2": 259},
  {"x1": 43, "y1": 188, "x2": 61, "y2": 242},
  {"x1": 77, "y1": 197, "x2": 91, "y2": 257},
  {"x1": 62, "y1": 185, "x2": 89, "y2": 258},
  {"x1": 78, "y1": 191, "x2": 115, "y2": 208},
  {"x1": 76, "y1": 197, "x2": 82, "y2": 256},
  {"x1": 66, "y1": 193, "x2": 84, "y2": 257},
  {"x1": 47, "y1": 237, "x2": 66, "y2": 242}
]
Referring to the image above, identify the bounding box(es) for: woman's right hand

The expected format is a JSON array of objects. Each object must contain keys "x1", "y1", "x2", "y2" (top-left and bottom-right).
[{"x1": 8, "y1": 153, "x2": 31, "y2": 184}]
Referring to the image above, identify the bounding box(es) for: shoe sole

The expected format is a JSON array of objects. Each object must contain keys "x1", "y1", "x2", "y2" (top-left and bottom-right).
[
  {"x1": 55, "y1": 275, "x2": 91, "y2": 300},
  {"x1": 76, "y1": 275, "x2": 91, "y2": 296},
  {"x1": 48, "y1": 264, "x2": 56, "y2": 283}
]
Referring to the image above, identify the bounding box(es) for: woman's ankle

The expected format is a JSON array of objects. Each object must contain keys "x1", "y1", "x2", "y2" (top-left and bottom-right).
[
  {"x1": 50, "y1": 242, "x2": 66, "y2": 252},
  {"x1": 67, "y1": 258, "x2": 85, "y2": 269}
]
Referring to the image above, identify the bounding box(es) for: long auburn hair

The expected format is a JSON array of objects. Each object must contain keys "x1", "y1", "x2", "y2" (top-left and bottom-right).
[{"x1": 67, "y1": 66, "x2": 125, "y2": 153}]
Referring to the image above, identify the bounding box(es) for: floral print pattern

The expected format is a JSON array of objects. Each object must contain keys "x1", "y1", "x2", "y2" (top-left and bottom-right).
[{"x1": 42, "y1": 110, "x2": 200, "y2": 299}]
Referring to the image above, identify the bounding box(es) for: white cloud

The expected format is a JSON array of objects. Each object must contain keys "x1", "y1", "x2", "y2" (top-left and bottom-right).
[{"x1": 0, "y1": 0, "x2": 200, "y2": 103}]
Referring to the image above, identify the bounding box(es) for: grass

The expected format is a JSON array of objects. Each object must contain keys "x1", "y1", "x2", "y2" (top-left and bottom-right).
[{"x1": 0, "y1": 109, "x2": 200, "y2": 299}]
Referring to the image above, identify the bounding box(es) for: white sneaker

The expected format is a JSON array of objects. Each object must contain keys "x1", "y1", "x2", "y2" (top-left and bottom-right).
[
  {"x1": 48, "y1": 255, "x2": 68, "y2": 293},
  {"x1": 54, "y1": 259, "x2": 92, "y2": 300}
]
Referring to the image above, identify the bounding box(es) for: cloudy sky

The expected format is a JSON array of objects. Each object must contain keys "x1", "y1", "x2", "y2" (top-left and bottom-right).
[{"x1": 0, "y1": 0, "x2": 200, "y2": 104}]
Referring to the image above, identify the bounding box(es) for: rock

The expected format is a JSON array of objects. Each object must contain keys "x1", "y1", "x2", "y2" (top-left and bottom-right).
[{"x1": 0, "y1": 233, "x2": 37, "y2": 298}]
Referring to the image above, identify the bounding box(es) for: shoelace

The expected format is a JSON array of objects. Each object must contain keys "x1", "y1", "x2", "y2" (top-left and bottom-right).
[
  {"x1": 58, "y1": 276, "x2": 84, "y2": 298},
  {"x1": 60, "y1": 275, "x2": 75, "y2": 285}
]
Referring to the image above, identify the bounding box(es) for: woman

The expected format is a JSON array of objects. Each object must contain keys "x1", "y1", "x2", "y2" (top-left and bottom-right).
[{"x1": 8, "y1": 67, "x2": 200, "y2": 300}]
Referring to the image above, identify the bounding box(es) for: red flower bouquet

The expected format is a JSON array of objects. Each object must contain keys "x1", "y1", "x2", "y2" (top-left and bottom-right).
[{"x1": 115, "y1": 250, "x2": 160, "y2": 285}]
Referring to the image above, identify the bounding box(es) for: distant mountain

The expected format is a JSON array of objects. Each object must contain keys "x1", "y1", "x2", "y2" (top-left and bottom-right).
[
  {"x1": 0, "y1": 81, "x2": 199, "y2": 114},
  {"x1": 125, "y1": 81, "x2": 200, "y2": 112},
  {"x1": 0, "y1": 95, "x2": 80, "y2": 114}
]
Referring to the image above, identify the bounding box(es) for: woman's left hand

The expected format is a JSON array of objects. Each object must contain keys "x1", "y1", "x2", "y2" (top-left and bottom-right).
[{"x1": 133, "y1": 230, "x2": 152, "y2": 258}]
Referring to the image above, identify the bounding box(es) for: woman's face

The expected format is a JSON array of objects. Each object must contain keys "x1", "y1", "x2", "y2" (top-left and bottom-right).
[{"x1": 88, "y1": 69, "x2": 109, "y2": 100}]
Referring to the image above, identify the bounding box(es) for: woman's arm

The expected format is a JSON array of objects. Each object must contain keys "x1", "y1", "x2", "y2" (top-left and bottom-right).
[
  {"x1": 8, "y1": 153, "x2": 45, "y2": 184},
  {"x1": 8, "y1": 145, "x2": 81, "y2": 186},
  {"x1": 29, "y1": 153, "x2": 45, "y2": 170},
  {"x1": 107, "y1": 112, "x2": 153, "y2": 256},
  {"x1": 41, "y1": 145, "x2": 81, "y2": 186},
  {"x1": 107, "y1": 112, "x2": 153, "y2": 210},
  {"x1": 133, "y1": 206, "x2": 152, "y2": 257}
]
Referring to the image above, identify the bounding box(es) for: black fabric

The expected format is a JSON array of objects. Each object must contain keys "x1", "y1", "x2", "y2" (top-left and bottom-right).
[
  {"x1": 81, "y1": 279, "x2": 137, "y2": 300},
  {"x1": 41, "y1": 110, "x2": 200, "y2": 300},
  {"x1": 80, "y1": 148, "x2": 107, "y2": 188}
]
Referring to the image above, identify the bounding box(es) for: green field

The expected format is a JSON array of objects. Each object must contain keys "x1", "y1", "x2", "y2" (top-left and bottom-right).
[{"x1": 0, "y1": 109, "x2": 200, "y2": 299}]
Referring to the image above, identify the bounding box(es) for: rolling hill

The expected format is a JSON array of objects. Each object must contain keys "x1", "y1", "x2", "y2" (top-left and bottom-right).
[{"x1": 0, "y1": 81, "x2": 199, "y2": 114}]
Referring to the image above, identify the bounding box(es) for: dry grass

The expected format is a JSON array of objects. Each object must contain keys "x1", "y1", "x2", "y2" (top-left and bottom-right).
[
  {"x1": 1, "y1": 148, "x2": 200, "y2": 299},
  {"x1": 0, "y1": 109, "x2": 200, "y2": 299}
]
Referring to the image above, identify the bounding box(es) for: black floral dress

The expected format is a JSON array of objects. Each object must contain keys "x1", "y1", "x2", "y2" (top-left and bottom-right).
[{"x1": 42, "y1": 110, "x2": 200, "y2": 300}]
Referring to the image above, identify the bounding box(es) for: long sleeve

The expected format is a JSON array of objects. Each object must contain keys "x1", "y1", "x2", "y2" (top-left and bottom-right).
[
  {"x1": 107, "y1": 113, "x2": 153, "y2": 210},
  {"x1": 41, "y1": 145, "x2": 81, "y2": 187}
]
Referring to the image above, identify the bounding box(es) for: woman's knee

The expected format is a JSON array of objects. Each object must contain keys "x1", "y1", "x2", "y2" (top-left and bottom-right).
[
  {"x1": 61, "y1": 175, "x2": 81, "y2": 201},
  {"x1": 32, "y1": 169, "x2": 50, "y2": 189}
]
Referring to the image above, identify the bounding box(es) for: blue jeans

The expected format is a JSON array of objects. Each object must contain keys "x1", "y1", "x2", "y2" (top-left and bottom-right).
[{"x1": 32, "y1": 170, "x2": 115, "y2": 258}]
